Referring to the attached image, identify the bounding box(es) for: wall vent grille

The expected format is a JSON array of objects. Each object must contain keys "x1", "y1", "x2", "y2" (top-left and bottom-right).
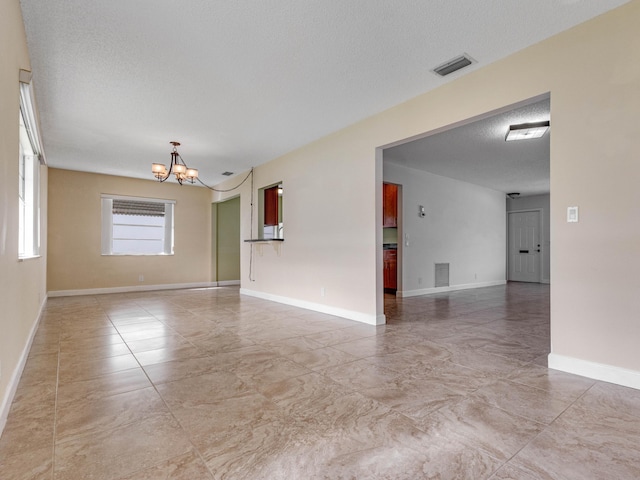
[{"x1": 435, "y1": 263, "x2": 450, "y2": 287}]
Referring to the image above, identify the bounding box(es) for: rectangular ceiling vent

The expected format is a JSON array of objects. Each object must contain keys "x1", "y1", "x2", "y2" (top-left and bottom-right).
[
  {"x1": 221, "y1": 171, "x2": 234, "y2": 176},
  {"x1": 433, "y1": 54, "x2": 473, "y2": 77}
]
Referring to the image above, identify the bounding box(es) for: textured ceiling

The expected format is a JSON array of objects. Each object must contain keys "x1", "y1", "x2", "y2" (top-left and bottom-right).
[
  {"x1": 384, "y1": 97, "x2": 551, "y2": 196},
  {"x1": 20, "y1": 0, "x2": 629, "y2": 186}
]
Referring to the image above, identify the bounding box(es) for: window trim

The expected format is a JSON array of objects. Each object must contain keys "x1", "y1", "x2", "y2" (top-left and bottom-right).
[
  {"x1": 18, "y1": 72, "x2": 45, "y2": 260},
  {"x1": 101, "y1": 194, "x2": 176, "y2": 256}
]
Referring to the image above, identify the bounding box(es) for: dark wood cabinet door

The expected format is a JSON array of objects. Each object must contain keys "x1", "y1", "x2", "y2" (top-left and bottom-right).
[
  {"x1": 383, "y1": 249, "x2": 397, "y2": 290},
  {"x1": 264, "y1": 185, "x2": 279, "y2": 226},
  {"x1": 383, "y1": 183, "x2": 398, "y2": 227}
]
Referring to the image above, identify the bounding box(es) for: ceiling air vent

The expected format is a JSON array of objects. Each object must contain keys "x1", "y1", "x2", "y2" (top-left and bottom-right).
[
  {"x1": 433, "y1": 54, "x2": 473, "y2": 77},
  {"x1": 221, "y1": 171, "x2": 234, "y2": 176}
]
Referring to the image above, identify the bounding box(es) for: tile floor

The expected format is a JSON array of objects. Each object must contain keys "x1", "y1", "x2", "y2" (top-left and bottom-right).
[{"x1": 1, "y1": 283, "x2": 639, "y2": 479}]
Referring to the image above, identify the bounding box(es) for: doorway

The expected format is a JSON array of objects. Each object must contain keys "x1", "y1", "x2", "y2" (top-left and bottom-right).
[
  {"x1": 508, "y1": 210, "x2": 542, "y2": 283},
  {"x1": 215, "y1": 196, "x2": 241, "y2": 284}
]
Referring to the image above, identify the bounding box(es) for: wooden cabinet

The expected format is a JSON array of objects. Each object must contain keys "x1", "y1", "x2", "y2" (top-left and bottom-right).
[
  {"x1": 383, "y1": 183, "x2": 398, "y2": 227},
  {"x1": 264, "y1": 185, "x2": 279, "y2": 226},
  {"x1": 383, "y1": 248, "x2": 397, "y2": 291}
]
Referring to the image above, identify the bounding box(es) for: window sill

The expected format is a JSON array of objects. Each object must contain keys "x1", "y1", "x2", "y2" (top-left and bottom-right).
[
  {"x1": 244, "y1": 238, "x2": 284, "y2": 243},
  {"x1": 101, "y1": 253, "x2": 175, "y2": 256},
  {"x1": 18, "y1": 254, "x2": 41, "y2": 262}
]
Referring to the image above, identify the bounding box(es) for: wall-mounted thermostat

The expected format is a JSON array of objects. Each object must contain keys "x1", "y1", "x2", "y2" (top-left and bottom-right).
[{"x1": 567, "y1": 206, "x2": 579, "y2": 223}]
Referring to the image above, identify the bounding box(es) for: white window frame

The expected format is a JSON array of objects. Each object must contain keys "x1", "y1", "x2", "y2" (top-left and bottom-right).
[
  {"x1": 101, "y1": 194, "x2": 175, "y2": 255},
  {"x1": 18, "y1": 72, "x2": 45, "y2": 260}
]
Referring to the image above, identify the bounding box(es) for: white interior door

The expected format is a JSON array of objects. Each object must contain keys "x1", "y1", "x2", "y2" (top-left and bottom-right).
[{"x1": 508, "y1": 210, "x2": 541, "y2": 283}]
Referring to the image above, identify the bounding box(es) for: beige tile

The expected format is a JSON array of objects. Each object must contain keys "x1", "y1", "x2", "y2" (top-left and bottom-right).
[
  {"x1": 125, "y1": 334, "x2": 191, "y2": 353},
  {"x1": 118, "y1": 450, "x2": 214, "y2": 480},
  {"x1": 169, "y1": 393, "x2": 283, "y2": 451},
  {"x1": 55, "y1": 387, "x2": 169, "y2": 442},
  {"x1": 302, "y1": 327, "x2": 372, "y2": 347},
  {"x1": 58, "y1": 353, "x2": 140, "y2": 384},
  {"x1": 489, "y1": 463, "x2": 542, "y2": 480},
  {"x1": 59, "y1": 333, "x2": 124, "y2": 352},
  {"x1": 114, "y1": 320, "x2": 167, "y2": 333},
  {"x1": 321, "y1": 433, "x2": 503, "y2": 480},
  {"x1": 54, "y1": 413, "x2": 192, "y2": 480},
  {"x1": 10, "y1": 284, "x2": 640, "y2": 479},
  {"x1": 202, "y1": 419, "x2": 323, "y2": 480},
  {"x1": 285, "y1": 346, "x2": 358, "y2": 371},
  {"x1": 259, "y1": 372, "x2": 355, "y2": 428},
  {"x1": 59, "y1": 324, "x2": 118, "y2": 341},
  {"x1": 56, "y1": 368, "x2": 151, "y2": 406},
  {"x1": 470, "y1": 379, "x2": 576, "y2": 425},
  {"x1": 510, "y1": 426, "x2": 640, "y2": 480},
  {"x1": 17, "y1": 353, "x2": 58, "y2": 388},
  {"x1": 506, "y1": 363, "x2": 595, "y2": 400},
  {"x1": 206, "y1": 345, "x2": 280, "y2": 372},
  {"x1": 422, "y1": 397, "x2": 545, "y2": 461},
  {"x1": 133, "y1": 344, "x2": 206, "y2": 366},
  {"x1": 576, "y1": 380, "x2": 640, "y2": 416},
  {"x1": 118, "y1": 326, "x2": 173, "y2": 342},
  {"x1": 323, "y1": 357, "x2": 403, "y2": 389},
  {"x1": 58, "y1": 341, "x2": 131, "y2": 362},
  {"x1": 143, "y1": 356, "x2": 224, "y2": 385},
  {"x1": 232, "y1": 356, "x2": 312, "y2": 388},
  {"x1": 0, "y1": 444, "x2": 53, "y2": 480},
  {"x1": 329, "y1": 334, "x2": 412, "y2": 357},
  {"x1": 189, "y1": 332, "x2": 256, "y2": 354},
  {"x1": 359, "y1": 376, "x2": 464, "y2": 424},
  {"x1": 156, "y1": 370, "x2": 252, "y2": 409},
  {"x1": 0, "y1": 391, "x2": 55, "y2": 456}
]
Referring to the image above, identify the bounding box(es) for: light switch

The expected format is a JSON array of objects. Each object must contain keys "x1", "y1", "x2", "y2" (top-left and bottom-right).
[
  {"x1": 405, "y1": 233, "x2": 409, "y2": 246},
  {"x1": 567, "y1": 206, "x2": 579, "y2": 223}
]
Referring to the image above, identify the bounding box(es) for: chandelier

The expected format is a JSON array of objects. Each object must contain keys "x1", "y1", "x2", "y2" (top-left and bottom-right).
[{"x1": 151, "y1": 141, "x2": 198, "y2": 184}]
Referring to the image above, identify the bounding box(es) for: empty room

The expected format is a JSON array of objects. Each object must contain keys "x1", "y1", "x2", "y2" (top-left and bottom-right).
[{"x1": 1, "y1": 1, "x2": 639, "y2": 478}]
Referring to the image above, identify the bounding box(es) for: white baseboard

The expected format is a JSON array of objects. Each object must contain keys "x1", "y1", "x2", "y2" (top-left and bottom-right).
[
  {"x1": 548, "y1": 353, "x2": 640, "y2": 390},
  {"x1": 48, "y1": 282, "x2": 220, "y2": 297},
  {"x1": 0, "y1": 295, "x2": 48, "y2": 437},
  {"x1": 217, "y1": 280, "x2": 240, "y2": 286},
  {"x1": 240, "y1": 288, "x2": 384, "y2": 325},
  {"x1": 397, "y1": 280, "x2": 507, "y2": 298},
  {"x1": 541, "y1": 279, "x2": 551, "y2": 284}
]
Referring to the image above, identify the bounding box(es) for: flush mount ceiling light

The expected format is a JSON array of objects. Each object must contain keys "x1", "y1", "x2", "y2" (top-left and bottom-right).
[
  {"x1": 152, "y1": 141, "x2": 198, "y2": 184},
  {"x1": 505, "y1": 121, "x2": 550, "y2": 141},
  {"x1": 506, "y1": 192, "x2": 521, "y2": 199}
]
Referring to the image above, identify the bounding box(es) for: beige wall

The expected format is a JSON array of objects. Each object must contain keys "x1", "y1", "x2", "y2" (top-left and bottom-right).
[
  {"x1": 48, "y1": 169, "x2": 212, "y2": 292},
  {"x1": 216, "y1": 3, "x2": 640, "y2": 376},
  {"x1": 0, "y1": 0, "x2": 48, "y2": 429}
]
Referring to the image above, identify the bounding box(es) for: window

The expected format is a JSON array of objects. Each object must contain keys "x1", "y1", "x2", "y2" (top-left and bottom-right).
[
  {"x1": 259, "y1": 183, "x2": 283, "y2": 239},
  {"x1": 101, "y1": 195, "x2": 175, "y2": 255},
  {"x1": 18, "y1": 73, "x2": 44, "y2": 259}
]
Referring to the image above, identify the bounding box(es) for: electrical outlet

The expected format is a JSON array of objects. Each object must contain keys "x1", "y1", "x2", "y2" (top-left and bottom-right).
[
  {"x1": 418, "y1": 277, "x2": 422, "y2": 285},
  {"x1": 138, "y1": 274, "x2": 144, "y2": 282},
  {"x1": 320, "y1": 287, "x2": 325, "y2": 297}
]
